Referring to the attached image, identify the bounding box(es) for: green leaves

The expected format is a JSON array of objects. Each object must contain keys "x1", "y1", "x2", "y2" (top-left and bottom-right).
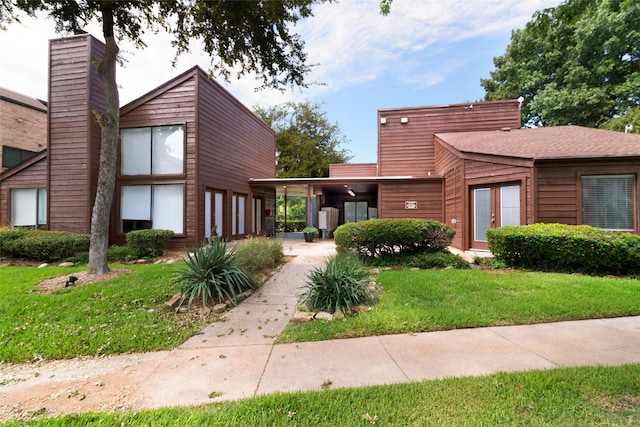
[
  {"x1": 482, "y1": 0, "x2": 640, "y2": 127},
  {"x1": 255, "y1": 102, "x2": 352, "y2": 178},
  {"x1": 299, "y1": 255, "x2": 377, "y2": 315},
  {"x1": 175, "y1": 239, "x2": 252, "y2": 308}
]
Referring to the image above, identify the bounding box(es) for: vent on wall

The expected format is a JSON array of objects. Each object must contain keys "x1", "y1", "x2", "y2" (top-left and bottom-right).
[{"x1": 400, "y1": 117, "x2": 409, "y2": 124}]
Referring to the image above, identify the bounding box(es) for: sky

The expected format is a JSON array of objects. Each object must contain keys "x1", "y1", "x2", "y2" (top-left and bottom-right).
[{"x1": 0, "y1": 0, "x2": 563, "y2": 164}]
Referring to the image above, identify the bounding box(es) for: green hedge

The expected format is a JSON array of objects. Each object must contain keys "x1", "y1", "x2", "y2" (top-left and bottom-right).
[
  {"x1": 276, "y1": 220, "x2": 306, "y2": 233},
  {"x1": 334, "y1": 218, "x2": 455, "y2": 261},
  {"x1": 487, "y1": 223, "x2": 640, "y2": 275},
  {"x1": 126, "y1": 229, "x2": 174, "y2": 258},
  {"x1": 0, "y1": 229, "x2": 90, "y2": 262}
]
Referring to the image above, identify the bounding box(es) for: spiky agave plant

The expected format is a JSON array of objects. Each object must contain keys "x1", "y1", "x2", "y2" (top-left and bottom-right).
[
  {"x1": 175, "y1": 239, "x2": 252, "y2": 308},
  {"x1": 299, "y1": 255, "x2": 378, "y2": 315}
]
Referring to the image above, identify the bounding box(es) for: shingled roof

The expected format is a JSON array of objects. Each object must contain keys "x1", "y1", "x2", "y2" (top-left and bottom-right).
[
  {"x1": 436, "y1": 126, "x2": 640, "y2": 160},
  {"x1": 0, "y1": 87, "x2": 47, "y2": 112}
]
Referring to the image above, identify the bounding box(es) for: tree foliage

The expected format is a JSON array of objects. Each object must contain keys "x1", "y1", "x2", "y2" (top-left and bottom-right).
[
  {"x1": 482, "y1": 0, "x2": 640, "y2": 127},
  {"x1": 599, "y1": 106, "x2": 640, "y2": 133},
  {"x1": 1, "y1": 0, "x2": 325, "y2": 273},
  {"x1": 255, "y1": 102, "x2": 352, "y2": 178}
]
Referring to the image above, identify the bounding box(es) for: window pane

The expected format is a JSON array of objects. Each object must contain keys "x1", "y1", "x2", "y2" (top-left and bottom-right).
[
  {"x1": 500, "y1": 185, "x2": 520, "y2": 226},
  {"x1": 37, "y1": 189, "x2": 47, "y2": 225},
  {"x1": 356, "y1": 201, "x2": 368, "y2": 222},
  {"x1": 121, "y1": 185, "x2": 151, "y2": 220},
  {"x1": 232, "y1": 195, "x2": 237, "y2": 235},
  {"x1": 344, "y1": 202, "x2": 356, "y2": 223},
  {"x1": 11, "y1": 189, "x2": 37, "y2": 226},
  {"x1": 238, "y1": 195, "x2": 245, "y2": 235},
  {"x1": 153, "y1": 184, "x2": 183, "y2": 234},
  {"x1": 582, "y1": 175, "x2": 634, "y2": 230},
  {"x1": 121, "y1": 128, "x2": 151, "y2": 175},
  {"x1": 205, "y1": 191, "x2": 212, "y2": 239},
  {"x1": 215, "y1": 192, "x2": 224, "y2": 237},
  {"x1": 152, "y1": 126, "x2": 183, "y2": 174},
  {"x1": 474, "y1": 188, "x2": 491, "y2": 242}
]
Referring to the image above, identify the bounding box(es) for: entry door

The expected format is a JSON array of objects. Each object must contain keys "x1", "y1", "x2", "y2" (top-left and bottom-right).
[
  {"x1": 471, "y1": 184, "x2": 521, "y2": 249},
  {"x1": 344, "y1": 201, "x2": 368, "y2": 223}
]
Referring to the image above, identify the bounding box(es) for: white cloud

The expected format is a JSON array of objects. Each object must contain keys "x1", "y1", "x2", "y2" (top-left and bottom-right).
[{"x1": 0, "y1": 0, "x2": 562, "y2": 108}]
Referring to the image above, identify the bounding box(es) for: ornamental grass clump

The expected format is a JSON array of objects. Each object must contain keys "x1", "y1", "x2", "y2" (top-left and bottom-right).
[
  {"x1": 234, "y1": 237, "x2": 284, "y2": 286},
  {"x1": 299, "y1": 255, "x2": 378, "y2": 316},
  {"x1": 175, "y1": 239, "x2": 252, "y2": 308}
]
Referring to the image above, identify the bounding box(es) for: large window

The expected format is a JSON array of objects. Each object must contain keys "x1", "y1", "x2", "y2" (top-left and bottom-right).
[
  {"x1": 121, "y1": 184, "x2": 184, "y2": 234},
  {"x1": 582, "y1": 175, "x2": 635, "y2": 231},
  {"x1": 121, "y1": 125, "x2": 184, "y2": 175},
  {"x1": 10, "y1": 188, "x2": 46, "y2": 228}
]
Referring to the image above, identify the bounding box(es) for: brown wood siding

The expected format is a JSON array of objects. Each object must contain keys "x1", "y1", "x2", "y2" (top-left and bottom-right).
[
  {"x1": 435, "y1": 142, "x2": 464, "y2": 248},
  {"x1": 378, "y1": 180, "x2": 443, "y2": 221},
  {"x1": 329, "y1": 163, "x2": 378, "y2": 177},
  {"x1": 0, "y1": 155, "x2": 48, "y2": 226},
  {"x1": 117, "y1": 67, "x2": 275, "y2": 248},
  {"x1": 195, "y1": 69, "x2": 275, "y2": 242},
  {"x1": 535, "y1": 159, "x2": 640, "y2": 233},
  {"x1": 47, "y1": 35, "x2": 105, "y2": 234},
  {"x1": 378, "y1": 100, "x2": 520, "y2": 177},
  {"x1": 117, "y1": 74, "x2": 197, "y2": 249}
]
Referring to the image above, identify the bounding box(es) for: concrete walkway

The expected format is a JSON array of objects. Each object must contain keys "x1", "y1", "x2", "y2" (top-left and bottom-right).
[{"x1": 1, "y1": 237, "x2": 639, "y2": 420}]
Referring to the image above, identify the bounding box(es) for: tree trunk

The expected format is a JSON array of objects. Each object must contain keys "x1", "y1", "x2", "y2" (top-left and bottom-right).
[{"x1": 88, "y1": 6, "x2": 119, "y2": 275}]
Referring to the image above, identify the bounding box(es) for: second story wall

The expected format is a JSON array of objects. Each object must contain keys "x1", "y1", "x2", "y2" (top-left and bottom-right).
[
  {"x1": 0, "y1": 89, "x2": 47, "y2": 172},
  {"x1": 377, "y1": 100, "x2": 521, "y2": 177}
]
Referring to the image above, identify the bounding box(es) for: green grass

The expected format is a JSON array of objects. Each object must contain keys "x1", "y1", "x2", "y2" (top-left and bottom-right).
[
  {"x1": 279, "y1": 268, "x2": 640, "y2": 343},
  {"x1": 2, "y1": 364, "x2": 638, "y2": 426},
  {"x1": 0, "y1": 263, "x2": 211, "y2": 363}
]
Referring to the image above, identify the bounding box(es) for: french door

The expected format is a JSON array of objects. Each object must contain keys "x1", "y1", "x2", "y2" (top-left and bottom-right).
[{"x1": 471, "y1": 184, "x2": 521, "y2": 249}]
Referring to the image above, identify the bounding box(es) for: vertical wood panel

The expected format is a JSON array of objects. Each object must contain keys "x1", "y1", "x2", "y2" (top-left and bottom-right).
[{"x1": 47, "y1": 35, "x2": 105, "y2": 234}]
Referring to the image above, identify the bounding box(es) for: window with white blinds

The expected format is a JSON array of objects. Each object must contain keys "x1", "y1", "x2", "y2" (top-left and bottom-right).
[
  {"x1": 581, "y1": 175, "x2": 635, "y2": 231},
  {"x1": 120, "y1": 184, "x2": 183, "y2": 234},
  {"x1": 121, "y1": 125, "x2": 184, "y2": 175},
  {"x1": 10, "y1": 188, "x2": 46, "y2": 228}
]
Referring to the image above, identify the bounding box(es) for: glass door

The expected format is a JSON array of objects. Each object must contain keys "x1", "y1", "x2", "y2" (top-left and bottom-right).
[{"x1": 471, "y1": 184, "x2": 521, "y2": 249}]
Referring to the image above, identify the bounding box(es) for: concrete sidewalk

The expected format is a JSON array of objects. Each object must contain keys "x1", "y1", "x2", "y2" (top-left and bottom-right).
[{"x1": 1, "y1": 237, "x2": 639, "y2": 421}]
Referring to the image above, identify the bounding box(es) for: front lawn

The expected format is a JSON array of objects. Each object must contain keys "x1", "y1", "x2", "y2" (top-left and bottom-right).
[
  {"x1": 2, "y1": 364, "x2": 638, "y2": 426},
  {"x1": 0, "y1": 264, "x2": 212, "y2": 363},
  {"x1": 279, "y1": 268, "x2": 640, "y2": 343}
]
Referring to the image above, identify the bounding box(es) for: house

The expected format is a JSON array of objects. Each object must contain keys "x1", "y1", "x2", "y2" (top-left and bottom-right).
[
  {"x1": 0, "y1": 34, "x2": 276, "y2": 248},
  {"x1": 250, "y1": 100, "x2": 640, "y2": 251},
  {"x1": 0, "y1": 87, "x2": 47, "y2": 172}
]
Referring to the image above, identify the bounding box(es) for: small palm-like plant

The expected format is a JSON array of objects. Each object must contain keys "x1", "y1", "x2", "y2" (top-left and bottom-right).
[
  {"x1": 175, "y1": 239, "x2": 252, "y2": 308},
  {"x1": 299, "y1": 255, "x2": 378, "y2": 315}
]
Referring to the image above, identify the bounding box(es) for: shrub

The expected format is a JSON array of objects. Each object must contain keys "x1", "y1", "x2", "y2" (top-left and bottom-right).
[
  {"x1": 0, "y1": 230, "x2": 89, "y2": 262},
  {"x1": 234, "y1": 237, "x2": 284, "y2": 286},
  {"x1": 299, "y1": 255, "x2": 378, "y2": 315},
  {"x1": 334, "y1": 218, "x2": 455, "y2": 261},
  {"x1": 302, "y1": 226, "x2": 319, "y2": 236},
  {"x1": 107, "y1": 245, "x2": 135, "y2": 262},
  {"x1": 372, "y1": 251, "x2": 471, "y2": 269},
  {"x1": 487, "y1": 223, "x2": 640, "y2": 275},
  {"x1": 126, "y1": 229, "x2": 174, "y2": 258},
  {"x1": 175, "y1": 239, "x2": 252, "y2": 308}
]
